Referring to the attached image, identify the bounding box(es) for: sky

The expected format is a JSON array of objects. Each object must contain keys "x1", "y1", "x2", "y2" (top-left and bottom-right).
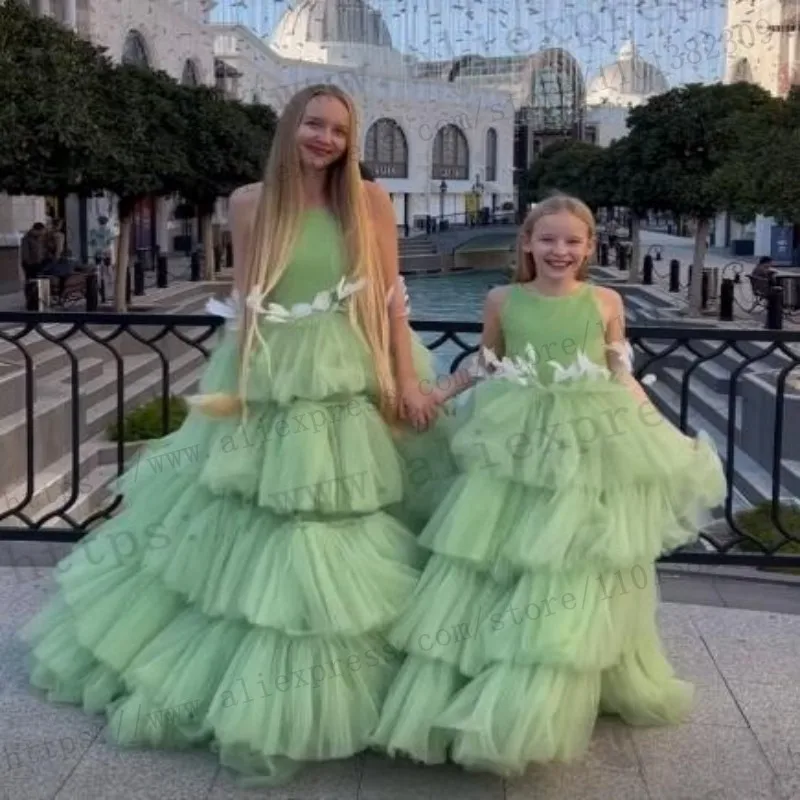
[{"x1": 209, "y1": 0, "x2": 737, "y2": 87}]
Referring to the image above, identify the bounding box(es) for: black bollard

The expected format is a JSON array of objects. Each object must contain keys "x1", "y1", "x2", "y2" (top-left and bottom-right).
[
  {"x1": 719, "y1": 278, "x2": 734, "y2": 321},
  {"x1": 25, "y1": 280, "x2": 39, "y2": 311},
  {"x1": 190, "y1": 252, "x2": 201, "y2": 282},
  {"x1": 226, "y1": 241, "x2": 233, "y2": 270},
  {"x1": 669, "y1": 259, "x2": 680, "y2": 292},
  {"x1": 643, "y1": 254, "x2": 654, "y2": 285},
  {"x1": 655, "y1": 248, "x2": 662, "y2": 261},
  {"x1": 85, "y1": 273, "x2": 98, "y2": 312},
  {"x1": 214, "y1": 244, "x2": 222, "y2": 273},
  {"x1": 687, "y1": 264, "x2": 693, "y2": 296},
  {"x1": 766, "y1": 285, "x2": 784, "y2": 330},
  {"x1": 157, "y1": 254, "x2": 168, "y2": 288},
  {"x1": 599, "y1": 242, "x2": 609, "y2": 266},
  {"x1": 133, "y1": 257, "x2": 145, "y2": 296},
  {"x1": 617, "y1": 245, "x2": 628, "y2": 271},
  {"x1": 126, "y1": 267, "x2": 132, "y2": 305},
  {"x1": 701, "y1": 268, "x2": 709, "y2": 309}
]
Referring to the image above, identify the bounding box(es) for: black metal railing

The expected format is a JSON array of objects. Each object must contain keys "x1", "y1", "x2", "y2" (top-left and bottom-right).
[{"x1": 0, "y1": 311, "x2": 799, "y2": 569}]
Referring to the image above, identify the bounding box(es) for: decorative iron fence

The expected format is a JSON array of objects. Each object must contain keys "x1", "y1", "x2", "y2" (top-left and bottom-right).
[{"x1": 0, "y1": 311, "x2": 799, "y2": 569}]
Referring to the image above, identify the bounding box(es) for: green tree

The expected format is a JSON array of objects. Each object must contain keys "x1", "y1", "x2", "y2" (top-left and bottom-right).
[
  {"x1": 522, "y1": 140, "x2": 608, "y2": 210},
  {"x1": 174, "y1": 89, "x2": 275, "y2": 278},
  {"x1": 712, "y1": 92, "x2": 800, "y2": 230},
  {"x1": 86, "y1": 63, "x2": 194, "y2": 309},
  {"x1": 0, "y1": 0, "x2": 110, "y2": 199},
  {"x1": 625, "y1": 82, "x2": 773, "y2": 313}
]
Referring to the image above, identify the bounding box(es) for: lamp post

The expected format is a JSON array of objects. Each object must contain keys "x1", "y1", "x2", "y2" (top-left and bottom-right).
[
  {"x1": 471, "y1": 173, "x2": 484, "y2": 225},
  {"x1": 439, "y1": 180, "x2": 447, "y2": 225}
]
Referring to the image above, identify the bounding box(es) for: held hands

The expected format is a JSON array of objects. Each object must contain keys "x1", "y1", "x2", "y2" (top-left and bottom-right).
[{"x1": 398, "y1": 378, "x2": 450, "y2": 431}]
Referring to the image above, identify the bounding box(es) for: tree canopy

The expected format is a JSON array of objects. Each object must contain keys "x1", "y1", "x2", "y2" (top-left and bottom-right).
[
  {"x1": 520, "y1": 80, "x2": 793, "y2": 310},
  {"x1": 0, "y1": 0, "x2": 276, "y2": 205}
]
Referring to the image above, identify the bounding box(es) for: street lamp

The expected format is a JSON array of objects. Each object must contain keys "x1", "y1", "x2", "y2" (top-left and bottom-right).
[
  {"x1": 439, "y1": 180, "x2": 447, "y2": 225},
  {"x1": 471, "y1": 174, "x2": 484, "y2": 226}
]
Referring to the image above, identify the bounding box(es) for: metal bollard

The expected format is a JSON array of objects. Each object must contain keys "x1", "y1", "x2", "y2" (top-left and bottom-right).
[
  {"x1": 669, "y1": 259, "x2": 680, "y2": 292},
  {"x1": 126, "y1": 267, "x2": 132, "y2": 305},
  {"x1": 719, "y1": 278, "x2": 734, "y2": 321},
  {"x1": 190, "y1": 252, "x2": 201, "y2": 282},
  {"x1": 85, "y1": 273, "x2": 99, "y2": 312},
  {"x1": 766, "y1": 285, "x2": 784, "y2": 330},
  {"x1": 133, "y1": 257, "x2": 145, "y2": 296},
  {"x1": 157, "y1": 254, "x2": 168, "y2": 288},
  {"x1": 617, "y1": 245, "x2": 628, "y2": 271},
  {"x1": 701, "y1": 268, "x2": 709, "y2": 309},
  {"x1": 643, "y1": 254, "x2": 654, "y2": 285},
  {"x1": 599, "y1": 242, "x2": 609, "y2": 266},
  {"x1": 226, "y1": 241, "x2": 233, "y2": 270}
]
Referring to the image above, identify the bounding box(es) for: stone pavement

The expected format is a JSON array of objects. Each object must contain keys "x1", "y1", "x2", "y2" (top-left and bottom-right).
[{"x1": 2, "y1": 566, "x2": 800, "y2": 800}]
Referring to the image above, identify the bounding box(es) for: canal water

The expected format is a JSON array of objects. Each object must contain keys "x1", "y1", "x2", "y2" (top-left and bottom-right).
[{"x1": 405, "y1": 269, "x2": 509, "y2": 372}]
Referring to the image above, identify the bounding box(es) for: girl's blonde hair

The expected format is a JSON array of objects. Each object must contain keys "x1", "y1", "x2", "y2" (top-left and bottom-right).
[
  {"x1": 514, "y1": 193, "x2": 596, "y2": 283},
  {"x1": 197, "y1": 84, "x2": 398, "y2": 423}
]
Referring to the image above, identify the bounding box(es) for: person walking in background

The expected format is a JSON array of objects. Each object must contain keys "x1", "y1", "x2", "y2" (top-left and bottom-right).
[{"x1": 20, "y1": 222, "x2": 46, "y2": 284}]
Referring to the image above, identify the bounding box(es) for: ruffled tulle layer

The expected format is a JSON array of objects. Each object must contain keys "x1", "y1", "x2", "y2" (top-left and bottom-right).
[
  {"x1": 22, "y1": 467, "x2": 425, "y2": 783},
  {"x1": 21, "y1": 316, "x2": 450, "y2": 785},
  {"x1": 372, "y1": 374, "x2": 723, "y2": 777},
  {"x1": 450, "y1": 376, "x2": 725, "y2": 497}
]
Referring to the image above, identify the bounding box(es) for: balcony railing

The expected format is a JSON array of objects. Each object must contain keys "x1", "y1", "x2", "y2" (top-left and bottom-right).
[{"x1": 0, "y1": 310, "x2": 798, "y2": 569}]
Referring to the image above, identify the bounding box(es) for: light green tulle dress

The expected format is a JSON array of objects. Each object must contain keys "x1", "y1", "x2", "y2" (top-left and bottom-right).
[
  {"x1": 19, "y1": 208, "x2": 452, "y2": 786},
  {"x1": 371, "y1": 282, "x2": 727, "y2": 777}
]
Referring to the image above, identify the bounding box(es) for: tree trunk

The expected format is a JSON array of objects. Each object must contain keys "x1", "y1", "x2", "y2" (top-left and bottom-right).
[
  {"x1": 201, "y1": 212, "x2": 215, "y2": 281},
  {"x1": 689, "y1": 217, "x2": 711, "y2": 315},
  {"x1": 628, "y1": 215, "x2": 642, "y2": 284},
  {"x1": 114, "y1": 198, "x2": 134, "y2": 312}
]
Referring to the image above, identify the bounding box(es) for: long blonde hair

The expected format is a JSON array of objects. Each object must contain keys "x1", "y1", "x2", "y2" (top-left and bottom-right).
[
  {"x1": 514, "y1": 194, "x2": 595, "y2": 283},
  {"x1": 197, "y1": 84, "x2": 398, "y2": 423}
]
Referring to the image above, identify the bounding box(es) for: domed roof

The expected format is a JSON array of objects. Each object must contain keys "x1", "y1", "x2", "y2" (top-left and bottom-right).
[
  {"x1": 271, "y1": 0, "x2": 392, "y2": 51},
  {"x1": 586, "y1": 41, "x2": 669, "y2": 107}
]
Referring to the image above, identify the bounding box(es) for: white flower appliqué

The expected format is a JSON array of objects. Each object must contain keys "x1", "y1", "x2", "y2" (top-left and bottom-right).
[
  {"x1": 605, "y1": 340, "x2": 657, "y2": 385},
  {"x1": 467, "y1": 344, "x2": 543, "y2": 387},
  {"x1": 469, "y1": 340, "x2": 657, "y2": 388},
  {"x1": 227, "y1": 277, "x2": 366, "y2": 324},
  {"x1": 206, "y1": 290, "x2": 242, "y2": 330}
]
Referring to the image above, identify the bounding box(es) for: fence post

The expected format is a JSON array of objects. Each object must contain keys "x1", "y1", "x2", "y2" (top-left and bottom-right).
[
  {"x1": 719, "y1": 278, "x2": 734, "y2": 321},
  {"x1": 157, "y1": 254, "x2": 168, "y2": 288},
  {"x1": 642, "y1": 254, "x2": 654, "y2": 285},
  {"x1": 85, "y1": 273, "x2": 98, "y2": 312},
  {"x1": 190, "y1": 252, "x2": 201, "y2": 282},
  {"x1": 133, "y1": 256, "x2": 145, "y2": 296},
  {"x1": 669, "y1": 259, "x2": 680, "y2": 292},
  {"x1": 766, "y1": 285, "x2": 784, "y2": 330}
]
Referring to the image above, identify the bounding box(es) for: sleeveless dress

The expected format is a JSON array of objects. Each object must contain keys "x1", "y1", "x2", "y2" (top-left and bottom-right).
[
  {"x1": 371, "y1": 282, "x2": 726, "y2": 776},
  {"x1": 19, "y1": 209, "x2": 451, "y2": 786}
]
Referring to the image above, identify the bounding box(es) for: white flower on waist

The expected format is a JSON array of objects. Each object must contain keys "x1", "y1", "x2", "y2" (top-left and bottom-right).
[
  {"x1": 206, "y1": 289, "x2": 241, "y2": 330},
  {"x1": 468, "y1": 344, "x2": 542, "y2": 387},
  {"x1": 605, "y1": 340, "x2": 657, "y2": 385},
  {"x1": 244, "y1": 278, "x2": 366, "y2": 323},
  {"x1": 549, "y1": 352, "x2": 610, "y2": 383}
]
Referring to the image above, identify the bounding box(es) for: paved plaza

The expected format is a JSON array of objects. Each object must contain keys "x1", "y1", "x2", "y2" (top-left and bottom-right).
[{"x1": 1, "y1": 565, "x2": 800, "y2": 800}]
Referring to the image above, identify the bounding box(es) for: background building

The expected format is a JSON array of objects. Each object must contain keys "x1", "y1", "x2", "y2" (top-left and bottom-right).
[{"x1": 0, "y1": 0, "x2": 516, "y2": 267}]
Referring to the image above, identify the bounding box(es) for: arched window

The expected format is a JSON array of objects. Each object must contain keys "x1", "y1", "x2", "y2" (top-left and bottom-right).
[
  {"x1": 181, "y1": 59, "x2": 199, "y2": 86},
  {"x1": 122, "y1": 30, "x2": 149, "y2": 68},
  {"x1": 364, "y1": 118, "x2": 409, "y2": 179},
  {"x1": 432, "y1": 124, "x2": 469, "y2": 180},
  {"x1": 485, "y1": 127, "x2": 497, "y2": 182}
]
